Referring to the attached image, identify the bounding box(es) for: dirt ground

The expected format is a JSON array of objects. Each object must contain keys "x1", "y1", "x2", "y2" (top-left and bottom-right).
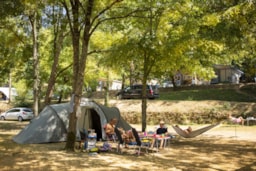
[{"x1": 0, "y1": 120, "x2": 255, "y2": 171}]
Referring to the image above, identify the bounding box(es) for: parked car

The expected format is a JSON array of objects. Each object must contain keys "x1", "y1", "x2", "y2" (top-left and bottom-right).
[
  {"x1": 0, "y1": 107, "x2": 34, "y2": 122},
  {"x1": 116, "y1": 84, "x2": 159, "y2": 99},
  {"x1": 151, "y1": 85, "x2": 160, "y2": 98},
  {"x1": 162, "y1": 81, "x2": 174, "y2": 88}
]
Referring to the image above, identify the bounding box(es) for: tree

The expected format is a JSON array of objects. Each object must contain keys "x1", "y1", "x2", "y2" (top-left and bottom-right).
[
  {"x1": 0, "y1": 0, "x2": 27, "y2": 103},
  {"x1": 42, "y1": 3, "x2": 69, "y2": 105},
  {"x1": 105, "y1": 0, "x2": 175, "y2": 131},
  {"x1": 20, "y1": 0, "x2": 46, "y2": 116},
  {"x1": 61, "y1": 0, "x2": 129, "y2": 151}
]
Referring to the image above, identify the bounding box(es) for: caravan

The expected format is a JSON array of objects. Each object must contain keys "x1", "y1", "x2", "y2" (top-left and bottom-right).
[{"x1": 0, "y1": 87, "x2": 18, "y2": 100}]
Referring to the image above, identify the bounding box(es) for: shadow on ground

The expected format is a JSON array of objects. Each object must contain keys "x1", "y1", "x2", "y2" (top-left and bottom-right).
[{"x1": 0, "y1": 121, "x2": 255, "y2": 171}]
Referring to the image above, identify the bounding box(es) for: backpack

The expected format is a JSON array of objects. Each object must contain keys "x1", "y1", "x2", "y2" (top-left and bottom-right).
[{"x1": 100, "y1": 142, "x2": 112, "y2": 152}]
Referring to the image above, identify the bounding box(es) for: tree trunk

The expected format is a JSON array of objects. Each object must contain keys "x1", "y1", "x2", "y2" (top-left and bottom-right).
[
  {"x1": 141, "y1": 52, "x2": 148, "y2": 132},
  {"x1": 8, "y1": 72, "x2": 12, "y2": 103},
  {"x1": 65, "y1": 94, "x2": 79, "y2": 150},
  {"x1": 65, "y1": 0, "x2": 93, "y2": 151},
  {"x1": 30, "y1": 13, "x2": 40, "y2": 116},
  {"x1": 64, "y1": 0, "x2": 122, "y2": 151},
  {"x1": 44, "y1": 29, "x2": 65, "y2": 106},
  {"x1": 104, "y1": 71, "x2": 110, "y2": 107},
  {"x1": 141, "y1": 95, "x2": 147, "y2": 132}
]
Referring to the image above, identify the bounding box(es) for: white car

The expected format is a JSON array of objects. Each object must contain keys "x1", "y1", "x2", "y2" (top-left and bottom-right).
[{"x1": 0, "y1": 107, "x2": 34, "y2": 122}]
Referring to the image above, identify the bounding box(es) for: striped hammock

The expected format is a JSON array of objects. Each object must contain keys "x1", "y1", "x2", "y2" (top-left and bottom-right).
[{"x1": 172, "y1": 123, "x2": 220, "y2": 138}]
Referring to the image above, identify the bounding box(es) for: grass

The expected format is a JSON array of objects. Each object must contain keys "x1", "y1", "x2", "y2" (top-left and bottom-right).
[
  {"x1": 158, "y1": 86, "x2": 256, "y2": 102},
  {"x1": 240, "y1": 84, "x2": 256, "y2": 94}
]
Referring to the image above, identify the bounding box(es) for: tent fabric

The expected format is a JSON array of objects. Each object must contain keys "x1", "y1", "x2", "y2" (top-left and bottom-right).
[
  {"x1": 13, "y1": 99, "x2": 131, "y2": 144},
  {"x1": 172, "y1": 123, "x2": 220, "y2": 138},
  {"x1": 13, "y1": 103, "x2": 71, "y2": 144}
]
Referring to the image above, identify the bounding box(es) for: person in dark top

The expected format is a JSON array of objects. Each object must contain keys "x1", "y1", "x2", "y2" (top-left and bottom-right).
[
  {"x1": 156, "y1": 120, "x2": 168, "y2": 135},
  {"x1": 151, "y1": 120, "x2": 169, "y2": 149}
]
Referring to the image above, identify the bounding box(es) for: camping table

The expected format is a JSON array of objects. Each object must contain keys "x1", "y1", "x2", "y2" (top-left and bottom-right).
[
  {"x1": 139, "y1": 133, "x2": 172, "y2": 150},
  {"x1": 246, "y1": 117, "x2": 256, "y2": 126},
  {"x1": 155, "y1": 136, "x2": 171, "y2": 149}
]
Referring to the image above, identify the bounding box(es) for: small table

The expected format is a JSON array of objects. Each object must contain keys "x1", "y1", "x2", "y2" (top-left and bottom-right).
[
  {"x1": 139, "y1": 133, "x2": 172, "y2": 151},
  {"x1": 246, "y1": 117, "x2": 256, "y2": 126},
  {"x1": 155, "y1": 136, "x2": 171, "y2": 149}
]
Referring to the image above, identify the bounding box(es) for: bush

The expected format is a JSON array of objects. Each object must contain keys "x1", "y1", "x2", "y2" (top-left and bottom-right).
[{"x1": 12, "y1": 97, "x2": 33, "y2": 108}]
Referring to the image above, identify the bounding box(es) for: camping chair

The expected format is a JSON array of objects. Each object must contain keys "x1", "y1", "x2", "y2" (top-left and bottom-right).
[
  {"x1": 114, "y1": 127, "x2": 124, "y2": 153},
  {"x1": 114, "y1": 127, "x2": 151, "y2": 155},
  {"x1": 131, "y1": 128, "x2": 151, "y2": 155}
]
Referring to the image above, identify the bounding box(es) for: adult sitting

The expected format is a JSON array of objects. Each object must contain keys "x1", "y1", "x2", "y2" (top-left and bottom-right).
[
  {"x1": 151, "y1": 120, "x2": 169, "y2": 149},
  {"x1": 104, "y1": 118, "x2": 118, "y2": 140},
  {"x1": 118, "y1": 128, "x2": 136, "y2": 147},
  {"x1": 228, "y1": 114, "x2": 244, "y2": 126}
]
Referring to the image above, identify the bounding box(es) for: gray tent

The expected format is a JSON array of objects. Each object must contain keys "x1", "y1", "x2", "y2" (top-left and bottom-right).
[{"x1": 13, "y1": 98, "x2": 131, "y2": 144}]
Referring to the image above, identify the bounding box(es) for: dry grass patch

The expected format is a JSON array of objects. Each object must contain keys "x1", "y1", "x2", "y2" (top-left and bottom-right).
[{"x1": 0, "y1": 121, "x2": 256, "y2": 171}]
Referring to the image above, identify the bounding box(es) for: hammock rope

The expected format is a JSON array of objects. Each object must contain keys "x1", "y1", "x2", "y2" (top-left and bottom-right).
[{"x1": 172, "y1": 123, "x2": 220, "y2": 138}]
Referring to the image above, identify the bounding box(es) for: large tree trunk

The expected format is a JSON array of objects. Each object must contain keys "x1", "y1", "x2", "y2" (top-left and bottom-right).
[
  {"x1": 30, "y1": 12, "x2": 40, "y2": 116},
  {"x1": 141, "y1": 52, "x2": 148, "y2": 132},
  {"x1": 64, "y1": 0, "x2": 123, "y2": 151},
  {"x1": 65, "y1": 0, "x2": 93, "y2": 151},
  {"x1": 141, "y1": 92, "x2": 147, "y2": 132},
  {"x1": 64, "y1": 0, "x2": 80, "y2": 151}
]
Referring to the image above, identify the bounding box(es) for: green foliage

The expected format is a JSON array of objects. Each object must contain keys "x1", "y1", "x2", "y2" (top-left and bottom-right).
[
  {"x1": 12, "y1": 99, "x2": 33, "y2": 108},
  {"x1": 0, "y1": 0, "x2": 24, "y2": 19},
  {"x1": 1, "y1": 0, "x2": 256, "y2": 106}
]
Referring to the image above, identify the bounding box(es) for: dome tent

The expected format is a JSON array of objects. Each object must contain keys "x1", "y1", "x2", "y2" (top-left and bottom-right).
[{"x1": 13, "y1": 98, "x2": 131, "y2": 144}]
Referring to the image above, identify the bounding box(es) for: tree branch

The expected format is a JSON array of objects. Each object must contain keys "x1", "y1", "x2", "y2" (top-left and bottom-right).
[
  {"x1": 90, "y1": 0, "x2": 124, "y2": 27},
  {"x1": 87, "y1": 49, "x2": 111, "y2": 55},
  {"x1": 56, "y1": 63, "x2": 73, "y2": 78},
  {"x1": 61, "y1": 0, "x2": 74, "y2": 36},
  {"x1": 89, "y1": 8, "x2": 148, "y2": 36}
]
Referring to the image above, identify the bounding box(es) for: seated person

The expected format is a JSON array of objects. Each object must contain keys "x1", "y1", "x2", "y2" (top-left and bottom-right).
[
  {"x1": 118, "y1": 128, "x2": 136, "y2": 146},
  {"x1": 104, "y1": 118, "x2": 118, "y2": 140},
  {"x1": 151, "y1": 120, "x2": 169, "y2": 149},
  {"x1": 156, "y1": 120, "x2": 168, "y2": 135},
  {"x1": 175, "y1": 125, "x2": 192, "y2": 134},
  {"x1": 228, "y1": 113, "x2": 244, "y2": 125}
]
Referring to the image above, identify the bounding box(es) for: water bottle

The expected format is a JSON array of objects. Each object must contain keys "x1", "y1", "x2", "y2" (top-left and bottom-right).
[{"x1": 87, "y1": 132, "x2": 97, "y2": 150}]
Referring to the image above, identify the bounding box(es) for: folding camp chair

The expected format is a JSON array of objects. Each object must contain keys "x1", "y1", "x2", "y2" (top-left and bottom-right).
[
  {"x1": 114, "y1": 127, "x2": 124, "y2": 153},
  {"x1": 114, "y1": 127, "x2": 151, "y2": 155},
  {"x1": 131, "y1": 128, "x2": 152, "y2": 155}
]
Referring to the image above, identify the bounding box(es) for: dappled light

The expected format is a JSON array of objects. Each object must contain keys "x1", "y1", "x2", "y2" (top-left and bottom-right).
[{"x1": 0, "y1": 121, "x2": 255, "y2": 170}]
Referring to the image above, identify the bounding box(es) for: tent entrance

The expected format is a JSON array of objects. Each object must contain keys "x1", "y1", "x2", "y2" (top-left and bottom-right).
[
  {"x1": 78, "y1": 108, "x2": 103, "y2": 141},
  {"x1": 90, "y1": 109, "x2": 102, "y2": 140}
]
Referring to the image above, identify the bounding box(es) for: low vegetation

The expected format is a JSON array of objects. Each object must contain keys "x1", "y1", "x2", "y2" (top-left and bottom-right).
[
  {"x1": 107, "y1": 84, "x2": 256, "y2": 125},
  {"x1": 1, "y1": 84, "x2": 256, "y2": 125}
]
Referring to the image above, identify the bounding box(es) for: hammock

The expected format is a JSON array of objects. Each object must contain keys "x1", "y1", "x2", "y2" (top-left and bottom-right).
[{"x1": 172, "y1": 123, "x2": 220, "y2": 138}]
